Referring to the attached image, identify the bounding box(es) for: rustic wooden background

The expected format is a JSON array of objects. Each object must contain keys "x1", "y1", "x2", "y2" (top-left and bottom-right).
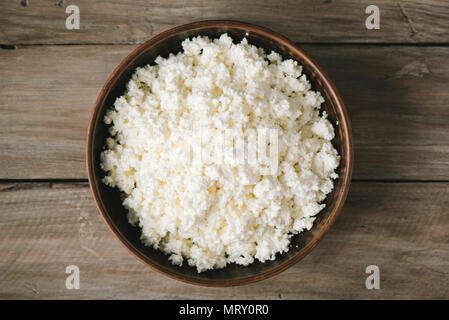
[{"x1": 1, "y1": 0, "x2": 448, "y2": 299}]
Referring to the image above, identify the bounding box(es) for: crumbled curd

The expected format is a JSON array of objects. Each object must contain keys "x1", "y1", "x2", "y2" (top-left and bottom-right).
[{"x1": 101, "y1": 34, "x2": 340, "y2": 272}]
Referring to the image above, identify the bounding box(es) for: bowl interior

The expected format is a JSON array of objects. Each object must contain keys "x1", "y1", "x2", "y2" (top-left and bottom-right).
[{"x1": 88, "y1": 22, "x2": 352, "y2": 286}]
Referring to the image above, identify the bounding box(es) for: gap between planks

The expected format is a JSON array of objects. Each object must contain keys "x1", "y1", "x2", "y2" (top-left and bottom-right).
[
  {"x1": 1, "y1": 179, "x2": 449, "y2": 187},
  {"x1": 2, "y1": 42, "x2": 449, "y2": 49}
]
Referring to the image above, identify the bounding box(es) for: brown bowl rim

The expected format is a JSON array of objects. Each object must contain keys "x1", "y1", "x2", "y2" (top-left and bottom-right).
[{"x1": 86, "y1": 20, "x2": 354, "y2": 287}]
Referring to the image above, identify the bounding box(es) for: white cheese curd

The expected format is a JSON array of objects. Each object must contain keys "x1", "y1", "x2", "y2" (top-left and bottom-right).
[{"x1": 101, "y1": 34, "x2": 340, "y2": 272}]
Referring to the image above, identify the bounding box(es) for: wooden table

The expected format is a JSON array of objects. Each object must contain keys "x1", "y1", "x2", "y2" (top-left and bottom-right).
[{"x1": 1, "y1": 0, "x2": 448, "y2": 299}]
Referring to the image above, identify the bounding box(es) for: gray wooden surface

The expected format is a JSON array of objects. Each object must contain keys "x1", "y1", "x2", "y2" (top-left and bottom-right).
[
  {"x1": 0, "y1": 0, "x2": 448, "y2": 299},
  {"x1": 1, "y1": 0, "x2": 448, "y2": 44},
  {"x1": 1, "y1": 182, "x2": 448, "y2": 299}
]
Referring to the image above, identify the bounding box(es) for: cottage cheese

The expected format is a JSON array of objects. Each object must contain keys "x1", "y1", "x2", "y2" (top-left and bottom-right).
[{"x1": 101, "y1": 34, "x2": 340, "y2": 272}]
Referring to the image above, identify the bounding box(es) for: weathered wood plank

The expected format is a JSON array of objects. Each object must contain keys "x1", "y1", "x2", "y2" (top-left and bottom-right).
[
  {"x1": 1, "y1": 44, "x2": 449, "y2": 180},
  {"x1": 0, "y1": 182, "x2": 448, "y2": 299},
  {"x1": 0, "y1": 0, "x2": 448, "y2": 45}
]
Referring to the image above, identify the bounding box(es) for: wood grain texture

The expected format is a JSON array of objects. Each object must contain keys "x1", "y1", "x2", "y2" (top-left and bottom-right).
[
  {"x1": 0, "y1": 0, "x2": 448, "y2": 45},
  {"x1": 1, "y1": 44, "x2": 449, "y2": 180},
  {"x1": 0, "y1": 182, "x2": 448, "y2": 299}
]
